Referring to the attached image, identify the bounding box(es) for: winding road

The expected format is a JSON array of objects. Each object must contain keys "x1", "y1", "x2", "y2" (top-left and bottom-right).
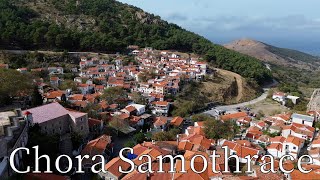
[{"x1": 203, "y1": 79, "x2": 278, "y2": 116}]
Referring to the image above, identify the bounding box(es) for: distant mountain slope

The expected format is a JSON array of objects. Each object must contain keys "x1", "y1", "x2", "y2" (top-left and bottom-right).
[
  {"x1": 0, "y1": 0, "x2": 271, "y2": 83},
  {"x1": 224, "y1": 39, "x2": 320, "y2": 70}
]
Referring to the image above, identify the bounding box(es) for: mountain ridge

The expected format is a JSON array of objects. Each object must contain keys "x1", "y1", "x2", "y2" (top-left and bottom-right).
[
  {"x1": 0, "y1": 0, "x2": 271, "y2": 84},
  {"x1": 224, "y1": 39, "x2": 320, "y2": 70}
]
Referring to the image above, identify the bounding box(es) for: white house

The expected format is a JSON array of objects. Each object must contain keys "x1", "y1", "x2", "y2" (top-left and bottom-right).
[
  {"x1": 287, "y1": 95, "x2": 300, "y2": 105},
  {"x1": 282, "y1": 136, "x2": 304, "y2": 159},
  {"x1": 272, "y1": 92, "x2": 286, "y2": 104},
  {"x1": 268, "y1": 143, "x2": 283, "y2": 158},
  {"x1": 308, "y1": 138, "x2": 320, "y2": 165},
  {"x1": 152, "y1": 101, "x2": 170, "y2": 116},
  {"x1": 282, "y1": 123, "x2": 315, "y2": 141},
  {"x1": 127, "y1": 104, "x2": 146, "y2": 116},
  {"x1": 267, "y1": 136, "x2": 286, "y2": 158},
  {"x1": 291, "y1": 113, "x2": 315, "y2": 127},
  {"x1": 132, "y1": 50, "x2": 140, "y2": 55}
]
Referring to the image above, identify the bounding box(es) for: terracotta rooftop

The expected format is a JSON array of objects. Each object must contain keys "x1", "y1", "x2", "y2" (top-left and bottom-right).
[
  {"x1": 178, "y1": 141, "x2": 193, "y2": 151},
  {"x1": 81, "y1": 135, "x2": 111, "y2": 165},
  {"x1": 104, "y1": 157, "x2": 131, "y2": 178},
  {"x1": 220, "y1": 112, "x2": 247, "y2": 121},
  {"x1": 170, "y1": 116, "x2": 184, "y2": 126},
  {"x1": 154, "y1": 116, "x2": 168, "y2": 126}
]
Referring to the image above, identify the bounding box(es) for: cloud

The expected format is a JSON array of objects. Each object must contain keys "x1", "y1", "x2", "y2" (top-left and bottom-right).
[
  {"x1": 188, "y1": 15, "x2": 320, "y2": 34},
  {"x1": 156, "y1": 10, "x2": 320, "y2": 53}
]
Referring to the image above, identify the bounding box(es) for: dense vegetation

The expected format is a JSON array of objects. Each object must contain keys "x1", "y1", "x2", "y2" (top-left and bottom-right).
[
  {"x1": 172, "y1": 81, "x2": 209, "y2": 117},
  {"x1": 203, "y1": 115, "x2": 240, "y2": 140},
  {"x1": 266, "y1": 45, "x2": 320, "y2": 65},
  {"x1": 0, "y1": 0, "x2": 271, "y2": 83},
  {"x1": 272, "y1": 64, "x2": 320, "y2": 88},
  {"x1": 0, "y1": 68, "x2": 33, "y2": 105}
]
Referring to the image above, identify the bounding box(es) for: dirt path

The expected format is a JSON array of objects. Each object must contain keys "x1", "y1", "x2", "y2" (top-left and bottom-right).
[{"x1": 217, "y1": 69, "x2": 244, "y2": 102}]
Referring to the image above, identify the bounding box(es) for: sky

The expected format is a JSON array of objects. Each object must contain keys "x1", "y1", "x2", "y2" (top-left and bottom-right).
[{"x1": 118, "y1": 0, "x2": 320, "y2": 55}]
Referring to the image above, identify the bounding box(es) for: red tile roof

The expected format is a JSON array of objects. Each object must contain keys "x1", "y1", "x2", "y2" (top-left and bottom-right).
[
  {"x1": 153, "y1": 101, "x2": 169, "y2": 106},
  {"x1": 220, "y1": 112, "x2": 247, "y2": 121},
  {"x1": 81, "y1": 135, "x2": 111, "y2": 164},
  {"x1": 104, "y1": 157, "x2": 131, "y2": 178},
  {"x1": 154, "y1": 116, "x2": 168, "y2": 126},
  {"x1": 45, "y1": 91, "x2": 65, "y2": 99},
  {"x1": 88, "y1": 118, "x2": 102, "y2": 127},
  {"x1": 285, "y1": 136, "x2": 304, "y2": 146},
  {"x1": 125, "y1": 106, "x2": 136, "y2": 113},
  {"x1": 170, "y1": 116, "x2": 184, "y2": 126},
  {"x1": 178, "y1": 141, "x2": 193, "y2": 151}
]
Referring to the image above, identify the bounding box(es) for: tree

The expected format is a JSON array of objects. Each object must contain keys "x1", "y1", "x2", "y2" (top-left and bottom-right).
[
  {"x1": 204, "y1": 49, "x2": 216, "y2": 63},
  {"x1": 109, "y1": 115, "x2": 130, "y2": 136},
  {"x1": 151, "y1": 128, "x2": 180, "y2": 141},
  {"x1": 31, "y1": 86, "x2": 43, "y2": 107},
  {"x1": 71, "y1": 132, "x2": 83, "y2": 150},
  {"x1": 152, "y1": 132, "x2": 170, "y2": 141},
  {"x1": 204, "y1": 120, "x2": 239, "y2": 140},
  {"x1": 59, "y1": 80, "x2": 78, "y2": 91},
  {"x1": 130, "y1": 92, "x2": 146, "y2": 104},
  {"x1": 0, "y1": 69, "x2": 33, "y2": 105},
  {"x1": 124, "y1": 141, "x2": 136, "y2": 148},
  {"x1": 102, "y1": 87, "x2": 128, "y2": 106},
  {"x1": 172, "y1": 101, "x2": 197, "y2": 117},
  {"x1": 191, "y1": 114, "x2": 214, "y2": 122},
  {"x1": 133, "y1": 132, "x2": 146, "y2": 144}
]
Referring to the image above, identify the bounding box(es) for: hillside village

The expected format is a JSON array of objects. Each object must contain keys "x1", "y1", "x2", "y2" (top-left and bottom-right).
[{"x1": 0, "y1": 47, "x2": 320, "y2": 180}]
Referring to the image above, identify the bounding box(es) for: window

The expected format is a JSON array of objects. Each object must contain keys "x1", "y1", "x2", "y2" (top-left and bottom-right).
[
  {"x1": 81, "y1": 126, "x2": 83, "y2": 130},
  {"x1": 293, "y1": 146, "x2": 296, "y2": 150}
]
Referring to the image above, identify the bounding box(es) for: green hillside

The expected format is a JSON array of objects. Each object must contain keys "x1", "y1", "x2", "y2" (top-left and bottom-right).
[
  {"x1": 0, "y1": 0, "x2": 271, "y2": 83},
  {"x1": 266, "y1": 45, "x2": 320, "y2": 64}
]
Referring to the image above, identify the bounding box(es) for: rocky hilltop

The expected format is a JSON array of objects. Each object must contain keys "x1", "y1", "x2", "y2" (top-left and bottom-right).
[{"x1": 224, "y1": 39, "x2": 320, "y2": 70}]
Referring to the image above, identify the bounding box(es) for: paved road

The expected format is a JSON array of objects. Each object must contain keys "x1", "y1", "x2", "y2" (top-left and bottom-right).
[{"x1": 203, "y1": 79, "x2": 278, "y2": 117}]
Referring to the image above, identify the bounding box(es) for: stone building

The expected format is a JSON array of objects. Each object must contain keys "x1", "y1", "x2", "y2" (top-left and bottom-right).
[
  {"x1": 23, "y1": 102, "x2": 89, "y2": 137},
  {"x1": 0, "y1": 109, "x2": 29, "y2": 179}
]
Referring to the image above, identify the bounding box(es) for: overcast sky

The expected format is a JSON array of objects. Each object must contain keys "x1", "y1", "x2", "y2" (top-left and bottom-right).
[{"x1": 118, "y1": 0, "x2": 320, "y2": 55}]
